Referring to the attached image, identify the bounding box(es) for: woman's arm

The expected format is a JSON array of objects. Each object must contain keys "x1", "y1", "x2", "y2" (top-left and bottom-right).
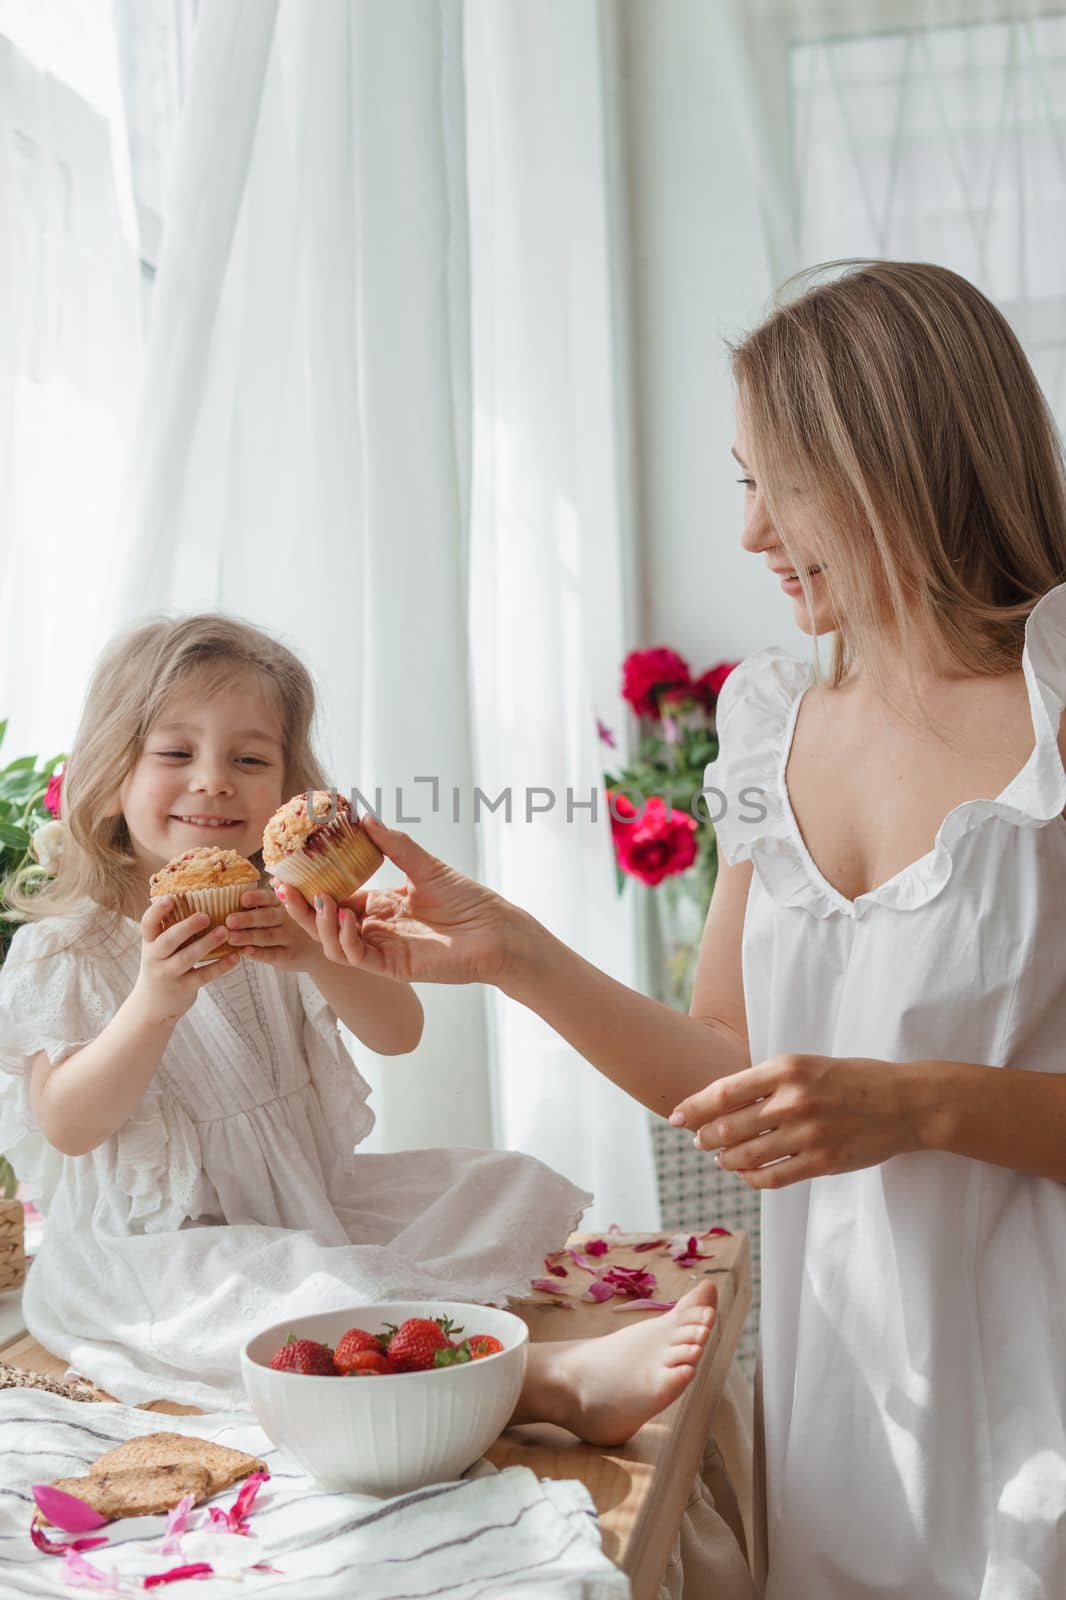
[
  {"x1": 671, "y1": 1050, "x2": 1066, "y2": 1187},
  {"x1": 283, "y1": 816, "x2": 753, "y2": 1116}
]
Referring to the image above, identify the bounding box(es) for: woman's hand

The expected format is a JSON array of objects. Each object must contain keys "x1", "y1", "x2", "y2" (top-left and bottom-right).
[
  {"x1": 131, "y1": 898, "x2": 239, "y2": 1024},
  {"x1": 275, "y1": 813, "x2": 517, "y2": 986},
  {"x1": 669, "y1": 1053, "x2": 930, "y2": 1189},
  {"x1": 224, "y1": 888, "x2": 322, "y2": 972}
]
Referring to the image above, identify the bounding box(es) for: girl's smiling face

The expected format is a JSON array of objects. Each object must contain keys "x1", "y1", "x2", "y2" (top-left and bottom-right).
[{"x1": 119, "y1": 673, "x2": 286, "y2": 877}]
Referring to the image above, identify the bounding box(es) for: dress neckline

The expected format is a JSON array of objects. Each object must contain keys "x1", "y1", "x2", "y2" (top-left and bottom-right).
[{"x1": 774, "y1": 586, "x2": 1066, "y2": 918}]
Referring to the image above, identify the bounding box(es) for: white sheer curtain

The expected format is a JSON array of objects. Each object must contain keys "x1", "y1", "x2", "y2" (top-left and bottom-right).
[
  {"x1": 465, "y1": 0, "x2": 658, "y2": 1227},
  {"x1": 114, "y1": 0, "x2": 493, "y2": 1154},
  {"x1": 109, "y1": 0, "x2": 658, "y2": 1226},
  {"x1": 0, "y1": 0, "x2": 141, "y2": 759}
]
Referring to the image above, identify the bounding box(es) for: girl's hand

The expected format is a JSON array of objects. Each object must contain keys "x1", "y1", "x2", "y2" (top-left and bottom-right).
[
  {"x1": 131, "y1": 898, "x2": 240, "y2": 1024},
  {"x1": 669, "y1": 1053, "x2": 928, "y2": 1189},
  {"x1": 224, "y1": 888, "x2": 321, "y2": 972},
  {"x1": 274, "y1": 813, "x2": 515, "y2": 986}
]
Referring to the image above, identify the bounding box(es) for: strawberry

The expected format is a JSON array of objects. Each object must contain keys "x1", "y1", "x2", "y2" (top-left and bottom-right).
[
  {"x1": 343, "y1": 1350, "x2": 396, "y2": 1377},
  {"x1": 383, "y1": 1316, "x2": 461, "y2": 1373},
  {"x1": 466, "y1": 1335, "x2": 504, "y2": 1360},
  {"x1": 268, "y1": 1334, "x2": 337, "y2": 1375},
  {"x1": 334, "y1": 1326, "x2": 386, "y2": 1373}
]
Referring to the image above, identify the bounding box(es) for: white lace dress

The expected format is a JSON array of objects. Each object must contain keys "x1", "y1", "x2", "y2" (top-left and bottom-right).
[
  {"x1": 0, "y1": 909, "x2": 589, "y2": 1409},
  {"x1": 705, "y1": 580, "x2": 1066, "y2": 1599}
]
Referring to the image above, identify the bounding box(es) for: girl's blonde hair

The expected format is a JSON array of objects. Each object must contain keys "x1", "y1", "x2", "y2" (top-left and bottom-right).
[
  {"x1": 730, "y1": 260, "x2": 1066, "y2": 695},
  {"x1": 9, "y1": 615, "x2": 328, "y2": 925}
]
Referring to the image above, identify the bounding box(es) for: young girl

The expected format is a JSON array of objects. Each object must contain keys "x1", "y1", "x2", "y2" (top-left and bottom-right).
[
  {"x1": 0, "y1": 614, "x2": 716, "y2": 1427},
  {"x1": 288, "y1": 261, "x2": 1066, "y2": 1598}
]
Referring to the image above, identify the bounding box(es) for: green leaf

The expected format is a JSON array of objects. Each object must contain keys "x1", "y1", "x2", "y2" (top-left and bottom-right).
[
  {"x1": 0, "y1": 821, "x2": 30, "y2": 850},
  {"x1": 1, "y1": 755, "x2": 36, "y2": 776}
]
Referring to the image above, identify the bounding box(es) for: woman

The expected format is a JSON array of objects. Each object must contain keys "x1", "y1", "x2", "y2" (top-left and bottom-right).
[{"x1": 282, "y1": 261, "x2": 1066, "y2": 1598}]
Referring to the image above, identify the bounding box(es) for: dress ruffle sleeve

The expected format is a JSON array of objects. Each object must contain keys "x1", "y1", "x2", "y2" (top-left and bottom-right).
[
  {"x1": 296, "y1": 971, "x2": 375, "y2": 1163},
  {"x1": 704, "y1": 584, "x2": 1066, "y2": 922},
  {"x1": 0, "y1": 917, "x2": 109, "y2": 1209}
]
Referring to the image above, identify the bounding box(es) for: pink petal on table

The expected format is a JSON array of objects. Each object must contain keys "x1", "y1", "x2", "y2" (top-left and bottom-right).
[
  {"x1": 632, "y1": 1239, "x2": 668, "y2": 1253},
  {"x1": 703, "y1": 1226, "x2": 732, "y2": 1237},
  {"x1": 143, "y1": 1563, "x2": 214, "y2": 1588},
  {"x1": 565, "y1": 1249, "x2": 604, "y2": 1274},
  {"x1": 30, "y1": 1521, "x2": 110, "y2": 1557},
  {"x1": 530, "y1": 1277, "x2": 582, "y2": 1296},
  {"x1": 600, "y1": 1266, "x2": 659, "y2": 1297},
  {"x1": 585, "y1": 1280, "x2": 617, "y2": 1302},
  {"x1": 32, "y1": 1485, "x2": 109, "y2": 1532},
  {"x1": 161, "y1": 1493, "x2": 195, "y2": 1555},
  {"x1": 611, "y1": 1299, "x2": 679, "y2": 1312},
  {"x1": 584, "y1": 1239, "x2": 609, "y2": 1257},
  {"x1": 543, "y1": 1255, "x2": 568, "y2": 1278},
  {"x1": 60, "y1": 1549, "x2": 130, "y2": 1593}
]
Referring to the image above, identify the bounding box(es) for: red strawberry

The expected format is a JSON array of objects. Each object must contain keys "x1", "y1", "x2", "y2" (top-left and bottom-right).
[
  {"x1": 334, "y1": 1326, "x2": 386, "y2": 1373},
  {"x1": 467, "y1": 1335, "x2": 504, "y2": 1360},
  {"x1": 383, "y1": 1316, "x2": 459, "y2": 1373},
  {"x1": 268, "y1": 1334, "x2": 337, "y2": 1375},
  {"x1": 343, "y1": 1350, "x2": 396, "y2": 1377}
]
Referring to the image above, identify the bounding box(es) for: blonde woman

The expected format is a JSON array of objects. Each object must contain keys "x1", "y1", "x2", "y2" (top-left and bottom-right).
[
  {"x1": 0, "y1": 614, "x2": 717, "y2": 1418},
  {"x1": 287, "y1": 262, "x2": 1066, "y2": 1597}
]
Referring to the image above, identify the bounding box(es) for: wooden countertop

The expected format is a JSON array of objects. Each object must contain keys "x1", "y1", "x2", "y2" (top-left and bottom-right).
[{"x1": 0, "y1": 1227, "x2": 750, "y2": 1600}]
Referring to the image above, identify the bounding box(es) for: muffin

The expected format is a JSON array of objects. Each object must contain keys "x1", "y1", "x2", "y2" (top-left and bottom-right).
[
  {"x1": 148, "y1": 847, "x2": 259, "y2": 962},
  {"x1": 262, "y1": 791, "x2": 383, "y2": 901}
]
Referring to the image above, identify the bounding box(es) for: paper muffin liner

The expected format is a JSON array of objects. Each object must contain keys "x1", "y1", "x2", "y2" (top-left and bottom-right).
[
  {"x1": 152, "y1": 882, "x2": 253, "y2": 963},
  {"x1": 268, "y1": 814, "x2": 384, "y2": 901}
]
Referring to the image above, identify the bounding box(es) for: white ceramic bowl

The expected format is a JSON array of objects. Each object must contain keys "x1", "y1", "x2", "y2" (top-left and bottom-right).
[{"x1": 241, "y1": 1301, "x2": 529, "y2": 1495}]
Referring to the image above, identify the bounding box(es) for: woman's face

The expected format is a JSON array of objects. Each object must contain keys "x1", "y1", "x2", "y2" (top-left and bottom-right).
[{"x1": 734, "y1": 399, "x2": 838, "y2": 637}]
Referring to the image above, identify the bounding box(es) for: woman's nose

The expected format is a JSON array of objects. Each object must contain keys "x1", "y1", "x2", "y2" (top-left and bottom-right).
[{"x1": 740, "y1": 496, "x2": 776, "y2": 554}]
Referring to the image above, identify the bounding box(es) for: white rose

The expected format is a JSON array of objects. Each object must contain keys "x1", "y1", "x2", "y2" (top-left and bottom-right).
[{"x1": 29, "y1": 819, "x2": 65, "y2": 877}]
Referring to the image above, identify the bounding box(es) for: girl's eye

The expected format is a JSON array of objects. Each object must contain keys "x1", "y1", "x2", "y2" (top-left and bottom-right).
[
  {"x1": 237, "y1": 757, "x2": 268, "y2": 767},
  {"x1": 737, "y1": 477, "x2": 755, "y2": 491},
  {"x1": 156, "y1": 750, "x2": 189, "y2": 759}
]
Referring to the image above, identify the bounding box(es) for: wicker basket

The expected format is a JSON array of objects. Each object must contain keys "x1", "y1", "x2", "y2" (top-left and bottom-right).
[{"x1": 0, "y1": 1198, "x2": 26, "y2": 1292}]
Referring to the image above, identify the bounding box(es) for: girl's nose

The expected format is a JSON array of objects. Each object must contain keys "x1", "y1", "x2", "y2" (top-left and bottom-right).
[{"x1": 189, "y1": 767, "x2": 235, "y2": 797}]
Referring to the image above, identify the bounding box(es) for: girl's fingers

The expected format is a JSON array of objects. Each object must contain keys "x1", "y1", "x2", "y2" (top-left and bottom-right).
[
  {"x1": 716, "y1": 1124, "x2": 798, "y2": 1169},
  {"x1": 275, "y1": 883, "x2": 318, "y2": 937},
  {"x1": 337, "y1": 909, "x2": 388, "y2": 976},
  {"x1": 238, "y1": 888, "x2": 279, "y2": 909},
  {"x1": 142, "y1": 897, "x2": 176, "y2": 938},
  {"x1": 151, "y1": 911, "x2": 212, "y2": 959},
  {"x1": 314, "y1": 895, "x2": 345, "y2": 963},
  {"x1": 227, "y1": 924, "x2": 286, "y2": 947},
  {"x1": 195, "y1": 952, "x2": 242, "y2": 985},
  {"x1": 174, "y1": 924, "x2": 232, "y2": 972},
  {"x1": 225, "y1": 907, "x2": 285, "y2": 931}
]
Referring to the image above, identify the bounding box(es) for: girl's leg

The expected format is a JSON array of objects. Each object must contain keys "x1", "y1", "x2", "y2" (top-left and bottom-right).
[{"x1": 509, "y1": 1281, "x2": 718, "y2": 1447}]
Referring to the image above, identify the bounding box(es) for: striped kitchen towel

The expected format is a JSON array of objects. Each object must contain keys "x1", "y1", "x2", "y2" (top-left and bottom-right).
[{"x1": 0, "y1": 1390, "x2": 629, "y2": 1597}]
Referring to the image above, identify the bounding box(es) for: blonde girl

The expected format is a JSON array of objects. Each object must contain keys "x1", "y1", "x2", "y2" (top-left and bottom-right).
[
  {"x1": 0, "y1": 615, "x2": 716, "y2": 1425},
  {"x1": 292, "y1": 261, "x2": 1066, "y2": 1597}
]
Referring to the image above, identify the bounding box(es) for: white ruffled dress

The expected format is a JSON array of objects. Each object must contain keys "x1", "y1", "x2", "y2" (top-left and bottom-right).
[
  {"x1": 0, "y1": 910, "x2": 589, "y2": 1410},
  {"x1": 705, "y1": 581, "x2": 1066, "y2": 1599}
]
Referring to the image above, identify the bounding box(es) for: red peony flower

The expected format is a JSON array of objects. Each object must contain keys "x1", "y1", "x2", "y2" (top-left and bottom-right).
[
  {"x1": 44, "y1": 770, "x2": 64, "y2": 818},
  {"x1": 693, "y1": 661, "x2": 739, "y2": 708},
  {"x1": 621, "y1": 648, "x2": 691, "y2": 718},
  {"x1": 609, "y1": 791, "x2": 698, "y2": 887}
]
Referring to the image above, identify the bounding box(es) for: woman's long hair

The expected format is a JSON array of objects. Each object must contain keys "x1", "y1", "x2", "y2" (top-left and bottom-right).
[{"x1": 730, "y1": 260, "x2": 1066, "y2": 695}]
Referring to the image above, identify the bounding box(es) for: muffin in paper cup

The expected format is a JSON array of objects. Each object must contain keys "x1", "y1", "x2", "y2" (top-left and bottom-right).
[
  {"x1": 262, "y1": 791, "x2": 384, "y2": 902},
  {"x1": 148, "y1": 847, "x2": 260, "y2": 963}
]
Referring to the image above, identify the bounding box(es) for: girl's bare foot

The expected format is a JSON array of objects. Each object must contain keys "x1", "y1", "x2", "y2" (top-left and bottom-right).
[{"x1": 513, "y1": 1281, "x2": 718, "y2": 1447}]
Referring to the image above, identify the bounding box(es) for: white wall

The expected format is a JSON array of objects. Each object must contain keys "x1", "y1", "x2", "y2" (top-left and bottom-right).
[{"x1": 618, "y1": 0, "x2": 803, "y2": 666}]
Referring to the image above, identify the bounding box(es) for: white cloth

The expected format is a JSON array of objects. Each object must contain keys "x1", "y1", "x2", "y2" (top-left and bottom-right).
[
  {"x1": 704, "y1": 580, "x2": 1066, "y2": 1599},
  {"x1": 0, "y1": 907, "x2": 589, "y2": 1410},
  {"x1": 0, "y1": 1390, "x2": 628, "y2": 1598}
]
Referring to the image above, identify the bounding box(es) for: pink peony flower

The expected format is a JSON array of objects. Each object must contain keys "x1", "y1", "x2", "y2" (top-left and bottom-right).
[
  {"x1": 610, "y1": 792, "x2": 698, "y2": 888},
  {"x1": 621, "y1": 648, "x2": 691, "y2": 717},
  {"x1": 693, "y1": 661, "x2": 739, "y2": 709},
  {"x1": 44, "y1": 769, "x2": 64, "y2": 818}
]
